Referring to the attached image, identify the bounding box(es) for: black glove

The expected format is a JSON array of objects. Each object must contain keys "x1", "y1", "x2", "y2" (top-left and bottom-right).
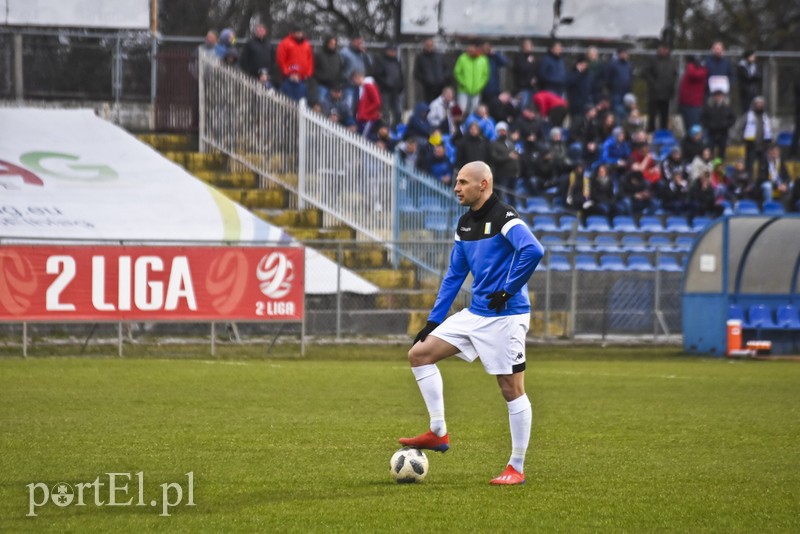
[
  {"x1": 413, "y1": 320, "x2": 440, "y2": 344},
  {"x1": 487, "y1": 290, "x2": 512, "y2": 314}
]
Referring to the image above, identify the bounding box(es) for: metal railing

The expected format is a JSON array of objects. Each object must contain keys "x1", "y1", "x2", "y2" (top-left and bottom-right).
[{"x1": 198, "y1": 52, "x2": 462, "y2": 280}]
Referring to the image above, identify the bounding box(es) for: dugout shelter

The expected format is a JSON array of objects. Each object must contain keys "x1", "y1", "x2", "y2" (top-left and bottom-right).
[{"x1": 682, "y1": 215, "x2": 800, "y2": 355}]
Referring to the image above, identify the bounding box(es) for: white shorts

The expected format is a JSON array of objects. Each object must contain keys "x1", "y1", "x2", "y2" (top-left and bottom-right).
[{"x1": 430, "y1": 309, "x2": 530, "y2": 375}]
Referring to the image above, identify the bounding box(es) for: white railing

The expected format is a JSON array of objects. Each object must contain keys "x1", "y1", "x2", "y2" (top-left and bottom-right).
[{"x1": 198, "y1": 53, "x2": 461, "y2": 274}]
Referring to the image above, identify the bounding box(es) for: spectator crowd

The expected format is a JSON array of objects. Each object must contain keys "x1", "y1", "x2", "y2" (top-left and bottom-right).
[{"x1": 200, "y1": 27, "x2": 800, "y2": 217}]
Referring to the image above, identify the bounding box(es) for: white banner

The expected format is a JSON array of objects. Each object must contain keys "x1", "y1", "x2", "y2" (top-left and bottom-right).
[
  {"x1": 0, "y1": 108, "x2": 377, "y2": 295},
  {"x1": 1, "y1": 0, "x2": 150, "y2": 30}
]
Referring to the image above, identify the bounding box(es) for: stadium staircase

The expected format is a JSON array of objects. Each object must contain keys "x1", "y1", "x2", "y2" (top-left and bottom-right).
[{"x1": 137, "y1": 132, "x2": 438, "y2": 336}]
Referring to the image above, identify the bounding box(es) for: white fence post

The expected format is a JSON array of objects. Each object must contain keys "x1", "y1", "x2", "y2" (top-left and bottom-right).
[{"x1": 298, "y1": 98, "x2": 307, "y2": 210}]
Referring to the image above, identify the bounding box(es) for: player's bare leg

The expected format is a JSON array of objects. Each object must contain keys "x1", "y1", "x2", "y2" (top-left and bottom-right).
[
  {"x1": 490, "y1": 372, "x2": 530, "y2": 485},
  {"x1": 399, "y1": 335, "x2": 460, "y2": 452}
]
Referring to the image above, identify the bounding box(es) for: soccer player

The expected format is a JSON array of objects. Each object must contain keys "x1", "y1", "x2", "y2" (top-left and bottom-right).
[{"x1": 398, "y1": 161, "x2": 544, "y2": 485}]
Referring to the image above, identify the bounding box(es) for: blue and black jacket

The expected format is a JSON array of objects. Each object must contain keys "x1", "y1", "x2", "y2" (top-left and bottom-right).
[{"x1": 429, "y1": 194, "x2": 545, "y2": 322}]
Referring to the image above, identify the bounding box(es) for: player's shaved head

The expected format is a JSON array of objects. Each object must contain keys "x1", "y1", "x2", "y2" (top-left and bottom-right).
[{"x1": 461, "y1": 161, "x2": 493, "y2": 188}]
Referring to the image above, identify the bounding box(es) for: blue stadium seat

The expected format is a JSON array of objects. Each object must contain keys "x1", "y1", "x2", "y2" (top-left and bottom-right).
[
  {"x1": 541, "y1": 235, "x2": 570, "y2": 253},
  {"x1": 762, "y1": 201, "x2": 785, "y2": 215},
  {"x1": 584, "y1": 215, "x2": 611, "y2": 232},
  {"x1": 547, "y1": 254, "x2": 572, "y2": 271},
  {"x1": 594, "y1": 235, "x2": 621, "y2": 253},
  {"x1": 418, "y1": 196, "x2": 445, "y2": 211},
  {"x1": 656, "y1": 255, "x2": 682, "y2": 272},
  {"x1": 735, "y1": 200, "x2": 759, "y2": 215},
  {"x1": 532, "y1": 215, "x2": 559, "y2": 232},
  {"x1": 558, "y1": 215, "x2": 578, "y2": 232},
  {"x1": 666, "y1": 216, "x2": 693, "y2": 233},
  {"x1": 776, "y1": 131, "x2": 793, "y2": 147},
  {"x1": 575, "y1": 254, "x2": 600, "y2": 271},
  {"x1": 639, "y1": 215, "x2": 665, "y2": 233},
  {"x1": 627, "y1": 255, "x2": 655, "y2": 272},
  {"x1": 519, "y1": 196, "x2": 553, "y2": 214},
  {"x1": 649, "y1": 235, "x2": 673, "y2": 251},
  {"x1": 691, "y1": 216, "x2": 711, "y2": 232},
  {"x1": 748, "y1": 305, "x2": 778, "y2": 329},
  {"x1": 612, "y1": 215, "x2": 639, "y2": 232},
  {"x1": 621, "y1": 235, "x2": 650, "y2": 253},
  {"x1": 398, "y1": 198, "x2": 419, "y2": 213},
  {"x1": 424, "y1": 212, "x2": 451, "y2": 232},
  {"x1": 575, "y1": 235, "x2": 594, "y2": 253},
  {"x1": 653, "y1": 129, "x2": 676, "y2": 149},
  {"x1": 728, "y1": 304, "x2": 746, "y2": 322},
  {"x1": 599, "y1": 254, "x2": 626, "y2": 271},
  {"x1": 674, "y1": 236, "x2": 695, "y2": 252},
  {"x1": 777, "y1": 305, "x2": 800, "y2": 328}
]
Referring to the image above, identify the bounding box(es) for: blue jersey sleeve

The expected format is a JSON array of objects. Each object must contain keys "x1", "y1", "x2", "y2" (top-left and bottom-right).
[
  {"x1": 429, "y1": 239, "x2": 470, "y2": 323},
  {"x1": 502, "y1": 221, "x2": 544, "y2": 296}
]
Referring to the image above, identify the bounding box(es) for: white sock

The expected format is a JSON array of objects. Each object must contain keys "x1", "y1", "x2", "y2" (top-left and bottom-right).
[
  {"x1": 507, "y1": 394, "x2": 532, "y2": 473},
  {"x1": 411, "y1": 364, "x2": 447, "y2": 437}
]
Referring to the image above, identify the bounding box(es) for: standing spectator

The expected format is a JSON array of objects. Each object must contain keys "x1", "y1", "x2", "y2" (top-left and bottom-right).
[
  {"x1": 642, "y1": 42, "x2": 677, "y2": 132},
  {"x1": 512, "y1": 38, "x2": 538, "y2": 107},
  {"x1": 276, "y1": 27, "x2": 313, "y2": 81},
  {"x1": 487, "y1": 91, "x2": 517, "y2": 125},
  {"x1": 678, "y1": 55, "x2": 708, "y2": 134},
  {"x1": 736, "y1": 51, "x2": 761, "y2": 115},
  {"x1": 758, "y1": 144, "x2": 791, "y2": 204},
  {"x1": 600, "y1": 126, "x2": 631, "y2": 181},
  {"x1": 489, "y1": 122, "x2": 520, "y2": 200},
  {"x1": 240, "y1": 23, "x2": 273, "y2": 79},
  {"x1": 701, "y1": 90, "x2": 736, "y2": 160},
  {"x1": 215, "y1": 28, "x2": 236, "y2": 60},
  {"x1": 372, "y1": 43, "x2": 405, "y2": 127},
  {"x1": 199, "y1": 30, "x2": 218, "y2": 60},
  {"x1": 352, "y1": 71, "x2": 382, "y2": 138},
  {"x1": 738, "y1": 95, "x2": 773, "y2": 177},
  {"x1": 455, "y1": 121, "x2": 490, "y2": 172},
  {"x1": 586, "y1": 45, "x2": 607, "y2": 104},
  {"x1": 537, "y1": 41, "x2": 566, "y2": 97},
  {"x1": 427, "y1": 86, "x2": 456, "y2": 133},
  {"x1": 340, "y1": 36, "x2": 372, "y2": 110},
  {"x1": 414, "y1": 38, "x2": 447, "y2": 103},
  {"x1": 704, "y1": 41, "x2": 734, "y2": 96},
  {"x1": 566, "y1": 54, "x2": 592, "y2": 128},
  {"x1": 313, "y1": 35, "x2": 343, "y2": 105},
  {"x1": 405, "y1": 102, "x2": 432, "y2": 141},
  {"x1": 606, "y1": 47, "x2": 633, "y2": 122},
  {"x1": 280, "y1": 65, "x2": 308, "y2": 102},
  {"x1": 453, "y1": 43, "x2": 489, "y2": 117},
  {"x1": 481, "y1": 41, "x2": 509, "y2": 103}
]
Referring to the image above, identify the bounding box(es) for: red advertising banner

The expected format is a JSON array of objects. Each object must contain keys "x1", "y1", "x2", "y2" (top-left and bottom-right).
[{"x1": 0, "y1": 245, "x2": 304, "y2": 321}]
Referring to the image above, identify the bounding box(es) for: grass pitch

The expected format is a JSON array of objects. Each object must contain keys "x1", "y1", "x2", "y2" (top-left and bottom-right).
[{"x1": 1, "y1": 344, "x2": 799, "y2": 532}]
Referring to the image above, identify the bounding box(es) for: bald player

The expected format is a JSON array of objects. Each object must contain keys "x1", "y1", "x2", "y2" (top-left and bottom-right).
[{"x1": 398, "y1": 161, "x2": 545, "y2": 485}]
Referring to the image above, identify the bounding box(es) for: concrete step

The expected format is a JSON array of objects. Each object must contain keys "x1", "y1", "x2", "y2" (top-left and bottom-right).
[
  {"x1": 286, "y1": 226, "x2": 356, "y2": 241},
  {"x1": 194, "y1": 170, "x2": 258, "y2": 189},
  {"x1": 375, "y1": 290, "x2": 437, "y2": 310},
  {"x1": 317, "y1": 247, "x2": 390, "y2": 269},
  {"x1": 163, "y1": 151, "x2": 227, "y2": 172},
  {"x1": 356, "y1": 268, "x2": 416, "y2": 289},
  {"x1": 218, "y1": 188, "x2": 287, "y2": 209},
  {"x1": 137, "y1": 133, "x2": 195, "y2": 152},
  {"x1": 260, "y1": 209, "x2": 323, "y2": 229}
]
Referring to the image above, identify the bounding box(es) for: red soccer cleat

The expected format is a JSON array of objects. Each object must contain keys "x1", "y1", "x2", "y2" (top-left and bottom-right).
[
  {"x1": 489, "y1": 465, "x2": 526, "y2": 485},
  {"x1": 398, "y1": 430, "x2": 450, "y2": 452}
]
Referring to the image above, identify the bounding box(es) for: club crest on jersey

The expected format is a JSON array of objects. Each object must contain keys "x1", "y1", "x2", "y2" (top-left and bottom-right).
[{"x1": 484, "y1": 222, "x2": 492, "y2": 234}]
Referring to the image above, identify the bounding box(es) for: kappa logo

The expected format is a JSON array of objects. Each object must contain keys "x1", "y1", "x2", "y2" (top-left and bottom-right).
[
  {"x1": 514, "y1": 352, "x2": 524, "y2": 361},
  {"x1": 505, "y1": 211, "x2": 516, "y2": 218},
  {"x1": 459, "y1": 227, "x2": 472, "y2": 232}
]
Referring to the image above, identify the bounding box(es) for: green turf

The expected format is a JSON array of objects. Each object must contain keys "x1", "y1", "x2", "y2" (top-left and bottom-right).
[{"x1": 1, "y1": 345, "x2": 799, "y2": 532}]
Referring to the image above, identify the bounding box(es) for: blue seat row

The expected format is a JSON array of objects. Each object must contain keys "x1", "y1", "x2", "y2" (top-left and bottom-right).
[
  {"x1": 728, "y1": 304, "x2": 800, "y2": 329},
  {"x1": 539, "y1": 234, "x2": 695, "y2": 254},
  {"x1": 580, "y1": 215, "x2": 706, "y2": 234},
  {"x1": 734, "y1": 200, "x2": 785, "y2": 215},
  {"x1": 543, "y1": 253, "x2": 683, "y2": 272}
]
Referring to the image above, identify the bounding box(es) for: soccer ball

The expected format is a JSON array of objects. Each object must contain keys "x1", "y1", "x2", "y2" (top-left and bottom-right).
[{"x1": 389, "y1": 447, "x2": 429, "y2": 483}]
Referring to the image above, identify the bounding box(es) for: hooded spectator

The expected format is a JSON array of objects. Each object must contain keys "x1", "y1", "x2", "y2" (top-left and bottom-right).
[
  {"x1": 240, "y1": 23, "x2": 273, "y2": 79},
  {"x1": 313, "y1": 35, "x2": 343, "y2": 104},
  {"x1": 414, "y1": 38, "x2": 447, "y2": 103}
]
